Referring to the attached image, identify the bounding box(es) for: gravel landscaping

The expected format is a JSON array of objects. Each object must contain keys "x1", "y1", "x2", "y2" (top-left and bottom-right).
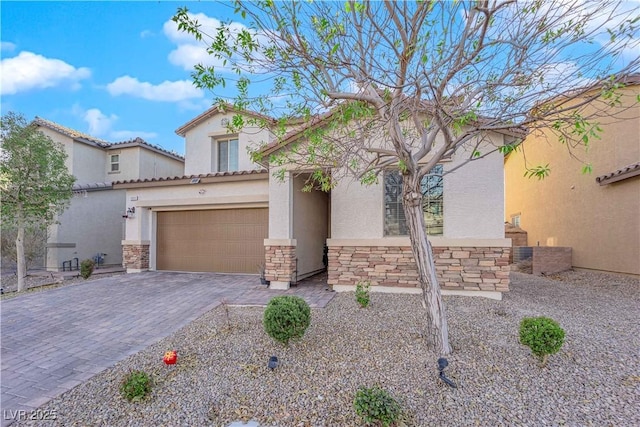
[{"x1": 14, "y1": 270, "x2": 640, "y2": 426}]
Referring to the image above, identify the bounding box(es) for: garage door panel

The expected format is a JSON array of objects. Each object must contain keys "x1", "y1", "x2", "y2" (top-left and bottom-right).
[{"x1": 156, "y1": 208, "x2": 268, "y2": 274}]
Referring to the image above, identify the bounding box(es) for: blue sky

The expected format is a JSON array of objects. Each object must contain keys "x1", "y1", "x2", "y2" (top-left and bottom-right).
[
  {"x1": 2, "y1": 1, "x2": 639, "y2": 156},
  {"x1": 1, "y1": 1, "x2": 245, "y2": 155}
]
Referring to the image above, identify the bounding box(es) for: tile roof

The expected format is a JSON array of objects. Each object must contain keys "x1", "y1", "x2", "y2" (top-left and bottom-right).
[
  {"x1": 33, "y1": 118, "x2": 184, "y2": 161},
  {"x1": 72, "y1": 182, "x2": 113, "y2": 191},
  {"x1": 109, "y1": 137, "x2": 184, "y2": 161},
  {"x1": 112, "y1": 169, "x2": 268, "y2": 186},
  {"x1": 174, "y1": 104, "x2": 276, "y2": 136},
  {"x1": 596, "y1": 162, "x2": 640, "y2": 185},
  {"x1": 258, "y1": 101, "x2": 527, "y2": 160},
  {"x1": 34, "y1": 117, "x2": 110, "y2": 147}
]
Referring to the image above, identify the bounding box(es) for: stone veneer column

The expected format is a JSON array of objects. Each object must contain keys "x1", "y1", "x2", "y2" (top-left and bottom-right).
[
  {"x1": 328, "y1": 243, "x2": 510, "y2": 294},
  {"x1": 122, "y1": 241, "x2": 150, "y2": 273},
  {"x1": 264, "y1": 239, "x2": 297, "y2": 290}
]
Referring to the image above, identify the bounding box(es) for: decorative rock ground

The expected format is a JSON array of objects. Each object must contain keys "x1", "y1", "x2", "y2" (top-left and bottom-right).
[{"x1": 13, "y1": 270, "x2": 640, "y2": 426}]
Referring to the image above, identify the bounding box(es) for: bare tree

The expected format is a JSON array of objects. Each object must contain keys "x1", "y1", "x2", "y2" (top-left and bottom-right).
[{"x1": 173, "y1": 0, "x2": 639, "y2": 355}]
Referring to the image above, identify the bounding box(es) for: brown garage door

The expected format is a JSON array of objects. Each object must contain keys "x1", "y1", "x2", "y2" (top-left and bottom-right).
[{"x1": 156, "y1": 208, "x2": 268, "y2": 273}]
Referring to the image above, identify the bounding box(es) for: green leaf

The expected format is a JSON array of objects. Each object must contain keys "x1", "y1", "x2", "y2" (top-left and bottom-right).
[{"x1": 524, "y1": 164, "x2": 551, "y2": 180}]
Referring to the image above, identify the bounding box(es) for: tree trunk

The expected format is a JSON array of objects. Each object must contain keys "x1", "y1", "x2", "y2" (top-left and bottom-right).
[
  {"x1": 403, "y1": 177, "x2": 452, "y2": 356},
  {"x1": 16, "y1": 205, "x2": 26, "y2": 292}
]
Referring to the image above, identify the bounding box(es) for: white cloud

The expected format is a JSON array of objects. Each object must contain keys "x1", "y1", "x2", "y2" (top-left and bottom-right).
[
  {"x1": 140, "y1": 30, "x2": 154, "y2": 38},
  {"x1": 163, "y1": 12, "x2": 269, "y2": 72},
  {"x1": 76, "y1": 106, "x2": 158, "y2": 141},
  {"x1": 163, "y1": 12, "x2": 223, "y2": 44},
  {"x1": 106, "y1": 75, "x2": 203, "y2": 102},
  {"x1": 0, "y1": 51, "x2": 90, "y2": 95},
  {"x1": 84, "y1": 108, "x2": 117, "y2": 137},
  {"x1": 1, "y1": 41, "x2": 16, "y2": 52},
  {"x1": 163, "y1": 12, "x2": 224, "y2": 70},
  {"x1": 177, "y1": 98, "x2": 215, "y2": 112}
]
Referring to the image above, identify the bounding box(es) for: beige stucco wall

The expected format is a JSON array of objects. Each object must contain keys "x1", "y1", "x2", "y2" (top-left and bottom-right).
[
  {"x1": 292, "y1": 175, "x2": 329, "y2": 279},
  {"x1": 47, "y1": 189, "x2": 126, "y2": 270},
  {"x1": 183, "y1": 113, "x2": 273, "y2": 175},
  {"x1": 444, "y1": 137, "x2": 506, "y2": 239},
  {"x1": 139, "y1": 148, "x2": 184, "y2": 178},
  {"x1": 331, "y1": 133, "x2": 507, "y2": 240},
  {"x1": 37, "y1": 127, "x2": 76, "y2": 172},
  {"x1": 121, "y1": 178, "x2": 269, "y2": 270},
  {"x1": 504, "y1": 85, "x2": 640, "y2": 275},
  {"x1": 268, "y1": 169, "x2": 294, "y2": 239},
  {"x1": 107, "y1": 147, "x2": 184, "y2": 182},
  {"x1": 72, "y1": 141, "x2": 108, "y2": 185},
  {"x1": 107, "y1": 147, "x2": 139, "y2": 182},
  {"x1": 37, "y1": 127, "x2": 107, "y2": 185}
]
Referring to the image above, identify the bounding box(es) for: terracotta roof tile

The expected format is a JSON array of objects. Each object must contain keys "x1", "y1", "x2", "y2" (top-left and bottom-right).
[
  {"x1": 596, "y1": 162, "x2": 640, "y2": 185},
  {"x1": 112, "y1": 168, "x2": 268, "y2": 186},
  {"x1": 34, "y1": 117, "x2": 110, "y2": 147}
]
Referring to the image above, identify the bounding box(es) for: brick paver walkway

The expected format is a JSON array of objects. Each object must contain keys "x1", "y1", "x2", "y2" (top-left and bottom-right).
[{"x1": 0, "y1": 271, "x2": 334, "y2": 426}]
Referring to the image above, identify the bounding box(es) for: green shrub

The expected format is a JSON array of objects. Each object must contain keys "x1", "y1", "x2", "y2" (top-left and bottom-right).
[
  {"x1": 263, "y1": 295, "x2": 311, "y2": 345},
  {"x1": 80, "y1": 258, "x2": 95, "y2": 279},
  {"x1": 120, "y1": 370, "x2": 151, "y2": 402},
  {"x1": 353, "y1": 386, "x2": 402, "y2": 427},
  {"x1": 355, "y1": 280, "x2": 371, "y2": 308},
  {"x1": 519, "y1": 316, "x2": 565, "y2": 366}
]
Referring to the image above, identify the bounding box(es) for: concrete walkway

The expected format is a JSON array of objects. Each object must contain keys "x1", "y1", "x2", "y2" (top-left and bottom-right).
[{"x1": 0, "y1": 271, "x2": 334, "y2": 426}]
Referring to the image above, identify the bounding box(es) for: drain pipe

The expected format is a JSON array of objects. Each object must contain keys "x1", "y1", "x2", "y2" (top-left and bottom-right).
[{"x1": 437, "y1": 358, "x2": 457, "y2": 388}]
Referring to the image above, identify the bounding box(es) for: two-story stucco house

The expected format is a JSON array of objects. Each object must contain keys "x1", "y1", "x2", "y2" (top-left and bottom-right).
[
  {"x1": 505, "y1": 75, "x2": 640, "y2": 276},
  {"x1": 116, "y1": 106, "x2": 517, "y2": 299},
  {"x1": 34, "y1": 118, "x2": 184, "y2": 271}
]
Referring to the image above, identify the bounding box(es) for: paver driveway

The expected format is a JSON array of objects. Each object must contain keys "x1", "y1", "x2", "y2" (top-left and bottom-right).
[{"x1": 0, "y1": 271, "x2": 334, "y2": 426}]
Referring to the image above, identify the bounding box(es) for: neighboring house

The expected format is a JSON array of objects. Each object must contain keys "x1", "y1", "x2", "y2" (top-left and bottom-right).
[
  {"x1": 34, "y1": 118, "x2": 184, "y2": 271},
  {"x1": 504, "y1": 75, "x2": 640, "y2": 276},
  {"x1": 117, "y1": 106, "x2": 517, "y2": 299}
]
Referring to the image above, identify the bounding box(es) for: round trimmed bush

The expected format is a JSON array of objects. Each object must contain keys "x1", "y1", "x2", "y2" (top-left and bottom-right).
[
  {"x1": 353, "y1": 386, "x2": 402, "y2": 427},
  {"x1": 263, "y1": 295, "x2": 311, "y2": 345},
  {"x1": 519, "y1": 316, "x2": 565, "y2": 365}
]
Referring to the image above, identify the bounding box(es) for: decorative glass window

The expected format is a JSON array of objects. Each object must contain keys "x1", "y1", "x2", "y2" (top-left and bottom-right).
[
  {"x1": 217, "y1": 138, "x2": 239, "y2": 172},
  {"x1": 384, "y1": 164, "x2": 443, "y2": 236},
  {"x1": 110, "y1": 154, "x2": 120, "y2": 172}
]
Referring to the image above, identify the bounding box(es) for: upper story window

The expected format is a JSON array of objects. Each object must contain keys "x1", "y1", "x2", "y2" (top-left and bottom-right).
[
  {"x1": 384, "y1": 164, "x2": 443, "y2": 236},
  {"x1": 110, "y1": 154, "x2": 120, "y2": 172},
  {"x1": 217, "y1": 138, "x2": 239, "y2": 172},
  {"x1": 511, "y1": 214, "x2": 521, "y2": 228}
]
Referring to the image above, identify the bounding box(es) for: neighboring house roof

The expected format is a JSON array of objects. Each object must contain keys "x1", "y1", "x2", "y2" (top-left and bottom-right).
[
  {"x1": 109, "y1": 137, "x2": 184, "y2": 162},
  {"x1": 112, "y1": 169, "x2": 268, "y2": 189},
  {"x1": 72, "y1": 182, "x2": 113, "y2": 192},
  {"x1": 595, "y1": 162, "x2": 640, "y2": 185},
  {"x1": 34, "y1": 117, "x2": 111, "y2": 148},
  {"x1": 174, "y1": 104, "x2": 276, "y2": 136},
  {"x1": 33, "y1": 117, "x2": 184, "y2": 161}
]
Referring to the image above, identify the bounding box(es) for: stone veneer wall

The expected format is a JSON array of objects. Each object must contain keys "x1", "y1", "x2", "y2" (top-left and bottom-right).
[
  {"x1": 328, "y1": 245, "x2": 510, "y2": 292},
  {"x1": 265, "y1": 245, "x2": 296, "y2": 282},
  {"x1": 122, "y1": 243, "x2": 150, "y2": 270}
]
